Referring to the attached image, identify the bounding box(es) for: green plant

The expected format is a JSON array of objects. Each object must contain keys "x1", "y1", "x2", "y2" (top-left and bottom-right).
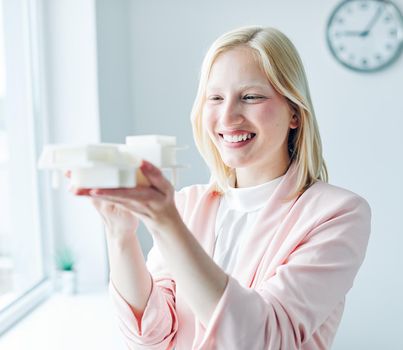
[{"x1": 55, "y1": 247, "x2": 75, "y2": 271}]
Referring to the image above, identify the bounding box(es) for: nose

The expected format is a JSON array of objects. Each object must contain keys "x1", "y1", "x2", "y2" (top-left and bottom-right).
[{"x1": 219, "y1": 97, "x2": 244, "y2": 127}]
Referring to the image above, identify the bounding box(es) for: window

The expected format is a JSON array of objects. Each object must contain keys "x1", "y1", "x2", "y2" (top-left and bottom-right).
[
  {"x1": 0, "y1": 0, "x2": 52, "y2": 335},
  {"x1": 0, "y1": 0, "x2": 10, "y2": 305}
]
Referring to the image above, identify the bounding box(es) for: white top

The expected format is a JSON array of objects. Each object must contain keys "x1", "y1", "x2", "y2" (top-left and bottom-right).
[{"x1": 213, "y1": 175, "x2": 284, "y2": 274}]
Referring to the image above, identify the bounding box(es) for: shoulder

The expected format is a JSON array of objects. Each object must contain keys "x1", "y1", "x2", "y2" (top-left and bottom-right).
[
  {"x1": 174, "y1": 183, "x2": 212, "y2": 203},
  {"x1": 305, "y1": 180, "x2": 371, "y2": 209},
  {"x1": 293, "y1": 181, "x2": 372, "y2": 266},
  {"x1": 174, "y1": 183, "x2": 214, "y2": 217},
  {"x1": 299, "y1": 180, "x2": 372, "y2": 224},
  {"x1": 175, "y1": 183, "x2": 212, "y2": 198}
]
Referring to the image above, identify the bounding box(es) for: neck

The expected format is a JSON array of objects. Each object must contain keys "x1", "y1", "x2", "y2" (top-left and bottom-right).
[{"x1": 235, "y1": 157, "x2": 291, "y2": 188}]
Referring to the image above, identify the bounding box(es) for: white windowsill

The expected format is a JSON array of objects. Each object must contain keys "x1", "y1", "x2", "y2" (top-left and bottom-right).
[{"x1": 0, "y1": 289, "x2": 125, "y2": 350}]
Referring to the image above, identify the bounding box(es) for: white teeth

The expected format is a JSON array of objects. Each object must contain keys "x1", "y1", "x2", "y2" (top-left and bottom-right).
[{"x1": 222, "y1": 133, "x2": 254, "y2": 143}]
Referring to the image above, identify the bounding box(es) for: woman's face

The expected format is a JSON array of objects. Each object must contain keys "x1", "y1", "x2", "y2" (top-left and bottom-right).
[{"x1": 203, "y1": 47, "x2": 298, "y2": 182}]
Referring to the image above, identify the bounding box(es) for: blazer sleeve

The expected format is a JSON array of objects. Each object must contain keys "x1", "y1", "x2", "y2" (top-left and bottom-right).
[
  {"x1": 108, "y1": 188, "x2": 189, "y2": 350},
  {"x1": 109, "y1": 274, "x2": 177, "y2": 349},
  {"x1": 197, "y1": 194, "x2": 371, "y2": 349}
]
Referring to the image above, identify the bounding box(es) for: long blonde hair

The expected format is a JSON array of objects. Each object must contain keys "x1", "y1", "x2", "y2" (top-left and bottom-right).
[{"x1": 191, "y1": 26, "x2": 328, "y2": 199}]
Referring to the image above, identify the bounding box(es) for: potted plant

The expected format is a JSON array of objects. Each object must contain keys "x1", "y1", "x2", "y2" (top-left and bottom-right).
[{"x1": 55, "y1": 247, "x2": 77, "y2": 295}]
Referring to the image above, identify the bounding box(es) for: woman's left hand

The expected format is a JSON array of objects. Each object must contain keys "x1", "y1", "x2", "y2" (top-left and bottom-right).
[{"x1": 89, "y1": 160, "x2": 180, "y2": 235}]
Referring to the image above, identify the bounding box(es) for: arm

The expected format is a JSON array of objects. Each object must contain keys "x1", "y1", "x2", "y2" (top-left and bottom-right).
[
  {"x1": 72, "y1": 181, "x2": 178, "y2": 348},
  {"x1": 107, "y1": 233, "x2": 178, "y2": 349},
  {"x1": 70, "y1": 172, "x2": 153, "y2": 320},
  {"x1": 106, "y1": 230, "x2": 152, "y2": 326},
  {"x1": 93, "y1": 162, "x2": 228, "y2": 329},
  {"x1": 150, "y1": 213, "x2": 229, "y2": 328}
]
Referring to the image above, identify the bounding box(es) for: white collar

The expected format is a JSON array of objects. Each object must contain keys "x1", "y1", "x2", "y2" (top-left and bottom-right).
[{"x1": 224, "y1": 175, "x2": 284, "y2": 212}]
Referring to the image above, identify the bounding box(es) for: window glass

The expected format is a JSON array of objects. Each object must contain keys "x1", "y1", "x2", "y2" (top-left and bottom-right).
[{"x1": 0, "y1": 0, "x2": 46, "y2": 314}]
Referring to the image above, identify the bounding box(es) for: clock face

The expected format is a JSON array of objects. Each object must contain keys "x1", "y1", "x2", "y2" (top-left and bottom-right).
[{"x1": 326, "y1": 0, "x2": 403, "y2": 72}]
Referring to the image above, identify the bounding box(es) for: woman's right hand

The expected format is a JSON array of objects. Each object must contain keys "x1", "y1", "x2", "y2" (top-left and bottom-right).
[{"x1": 65, "y1": 171, "x2": 140, "y2": 238}]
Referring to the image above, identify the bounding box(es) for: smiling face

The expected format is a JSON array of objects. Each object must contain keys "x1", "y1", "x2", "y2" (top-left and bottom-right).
[{"x1": 203, "y1": 46, "x2": 298, "y2": 187}]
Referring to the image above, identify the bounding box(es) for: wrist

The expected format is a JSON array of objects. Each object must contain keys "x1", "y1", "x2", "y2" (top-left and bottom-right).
[
  {"x1": 152, "y1": 210, "x2": 187, "y2": 240},
  {"x1": 105, "y1": 226, "x2": 136, "y2": 242}
]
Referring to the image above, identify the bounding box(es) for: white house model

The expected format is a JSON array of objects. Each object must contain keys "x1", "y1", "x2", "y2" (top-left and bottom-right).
[{"x1": 38, "y1": 135, "x2": 181, "y2": 189}]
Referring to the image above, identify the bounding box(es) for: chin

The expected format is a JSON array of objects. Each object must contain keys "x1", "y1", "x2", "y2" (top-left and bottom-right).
[{"x1": 221, "y1": 156, "x2": 251, "y2": 169}]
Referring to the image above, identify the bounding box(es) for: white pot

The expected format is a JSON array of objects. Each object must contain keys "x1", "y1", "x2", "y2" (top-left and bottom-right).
[{"x1": 57, "y1": 270, "x2": 77, "y2": 295}]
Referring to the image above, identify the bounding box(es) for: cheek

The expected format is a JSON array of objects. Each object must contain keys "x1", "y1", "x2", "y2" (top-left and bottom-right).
[
  {"x1": 202, "y1": 106, "x2": 216, "y2": 134},
  {"x1": 253, "y1": 104, "x2": 277, "y2": 129},
  {"x1": 201, "y1": 108, "x2": 220, "y2": 149},
  {"x1": 256, "y1": 102, "x2": 291, "y2": 132}
]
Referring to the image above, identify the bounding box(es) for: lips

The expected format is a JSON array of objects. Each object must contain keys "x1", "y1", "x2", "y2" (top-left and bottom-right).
[
  {"x1": 220, "y1": 133, "x2": 255, "y2": 143},
  {"x1": 217, "y1": 130, "x2": 256, "y2": 149},
  {"x1": 218, "y1": 130, "x2": 256, "y2": 143}
]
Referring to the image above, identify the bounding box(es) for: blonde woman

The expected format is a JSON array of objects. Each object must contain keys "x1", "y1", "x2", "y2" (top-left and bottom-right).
[{"x1": 72, "y1": 26, "x2": 371, "y2": 349}]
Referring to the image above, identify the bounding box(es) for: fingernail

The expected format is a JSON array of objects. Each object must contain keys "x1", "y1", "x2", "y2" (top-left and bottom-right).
[{"x1": 141, "y1": 161, "x2": 151, "y2": 171}]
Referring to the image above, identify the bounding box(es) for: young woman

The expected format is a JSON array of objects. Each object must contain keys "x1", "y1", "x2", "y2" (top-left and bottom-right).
[{"x1": 72, "y1": 26, "x2": 371, "y2": 349}]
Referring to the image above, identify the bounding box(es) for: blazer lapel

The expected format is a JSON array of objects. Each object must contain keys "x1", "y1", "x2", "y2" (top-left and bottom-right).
[
  {"x1": 231, "y1": 161, "x2": 300, "y2": 287},
  {"x1": 186, "y1": 184, "x2": 221, "y2": 256}
]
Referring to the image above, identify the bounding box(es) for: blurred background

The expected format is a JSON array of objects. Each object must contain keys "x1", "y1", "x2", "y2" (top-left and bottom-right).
[{"x1": 0, "y1": 0, "x2": 402, "y2": 349}]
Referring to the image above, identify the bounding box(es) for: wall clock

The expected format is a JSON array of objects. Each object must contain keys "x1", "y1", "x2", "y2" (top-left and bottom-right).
[{"x1": 326, "y1": 0, "x2": 403, "y2": 72}]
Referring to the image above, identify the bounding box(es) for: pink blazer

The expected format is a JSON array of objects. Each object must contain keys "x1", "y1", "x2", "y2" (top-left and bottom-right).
[{"x1": 109, "y1": 161, "x2": 371, "y2": 349}]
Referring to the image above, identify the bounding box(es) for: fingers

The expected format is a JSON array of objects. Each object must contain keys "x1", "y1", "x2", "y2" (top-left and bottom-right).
[
  {"x1": 89, "y1": 186, "x2": 162, "y2": 202},
  {"x1": 65, "y1": 161, "x2": 172, "y2": 198},
  {"x1": 90, "y1": 197, "x2": 103, "y2": 210},
  {"x1": 140, "y1": 160, "x2": 172, "y2": 194},
  {"x1": 92, "y1": 195, "x2": 150, "y2": 218},
  {"x1": 69, "y1": 186, "x2": 92, "y2": 196},
  {"x1": 65, "y1": 171, "x2": 90, "y2": 196}
]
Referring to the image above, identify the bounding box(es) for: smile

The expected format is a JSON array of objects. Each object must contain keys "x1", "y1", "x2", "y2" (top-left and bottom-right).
[
  {"x1": 218, "y1": 132, "x2": 256, "y2": 148},
  {"x1": 220, "y1": 133, "x2": 255, "y2": 143}
]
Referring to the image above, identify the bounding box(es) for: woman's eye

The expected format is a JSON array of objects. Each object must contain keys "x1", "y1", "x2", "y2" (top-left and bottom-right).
[
  {"x1": 243, "y1": 95, "x2": 263, "y2": 101},
  {"x1": 208, "y1": 96, "x2": 222, "y2": 101}
]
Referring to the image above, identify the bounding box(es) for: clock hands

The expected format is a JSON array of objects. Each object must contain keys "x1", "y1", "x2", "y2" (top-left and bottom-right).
[
  {"x1": 339, "y1": 30, "x2": 368, "y2": 36},
  {"x1": 336, "y1": 4, "x2": 385, "y2": 37},
  {"x1": 361, "y1": 3, "x2": 384, "y2": 36}
]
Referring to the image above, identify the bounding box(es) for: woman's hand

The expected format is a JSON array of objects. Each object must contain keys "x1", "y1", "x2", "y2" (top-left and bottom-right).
[
  {"x1": 67, "y1": 173, "x2": 140, "y2": 238},
  {"x1": 89, "y1": 160, "x2": 180, "y2": 235},
  {"x1": 68, "y1": 160, "x2": 180, "y2": 236}
]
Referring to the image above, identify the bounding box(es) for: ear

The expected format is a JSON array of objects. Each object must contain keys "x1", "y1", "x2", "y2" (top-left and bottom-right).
[{"x1": 290, "y1": 114, "x2": 299, "y2": 129}]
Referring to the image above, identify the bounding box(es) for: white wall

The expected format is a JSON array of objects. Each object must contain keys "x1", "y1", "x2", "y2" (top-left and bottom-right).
[
  {"x1": 43, "y1": 0, "x2": 108, "y2": 292},
  {"x1": 95, "y1": 0, "x2": 134, "y2": 144},
  {"x1": 127, "y1": 1, "x2": 403, "y2": 349}
]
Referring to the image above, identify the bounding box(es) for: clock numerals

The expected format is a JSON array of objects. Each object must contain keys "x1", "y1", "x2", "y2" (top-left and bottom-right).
[
  {"x1": 389, "y1": 28, "x2": 397, "y2": 37},
  {"x1": 360, "y1": 1, "x2": 369, "y2": 10},
  {"x1": 326, "y1": 0, "x2": 403, "y2": 72}
]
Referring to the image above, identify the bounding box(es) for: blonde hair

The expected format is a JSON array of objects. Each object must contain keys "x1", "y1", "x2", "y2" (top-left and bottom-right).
[{"x1": 191, "y1": 26, "x2": 328, "y2": 199}]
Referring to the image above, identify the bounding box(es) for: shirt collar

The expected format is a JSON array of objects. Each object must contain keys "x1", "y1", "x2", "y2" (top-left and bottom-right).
[{"x1": 224, "y1": 175, "x2": 284, "y2": 212}]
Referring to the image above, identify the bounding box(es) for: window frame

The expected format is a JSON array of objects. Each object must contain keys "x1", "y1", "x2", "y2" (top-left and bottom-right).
[{"x1": 0, "y1": 0, "x2": 53, "y2": 336}]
